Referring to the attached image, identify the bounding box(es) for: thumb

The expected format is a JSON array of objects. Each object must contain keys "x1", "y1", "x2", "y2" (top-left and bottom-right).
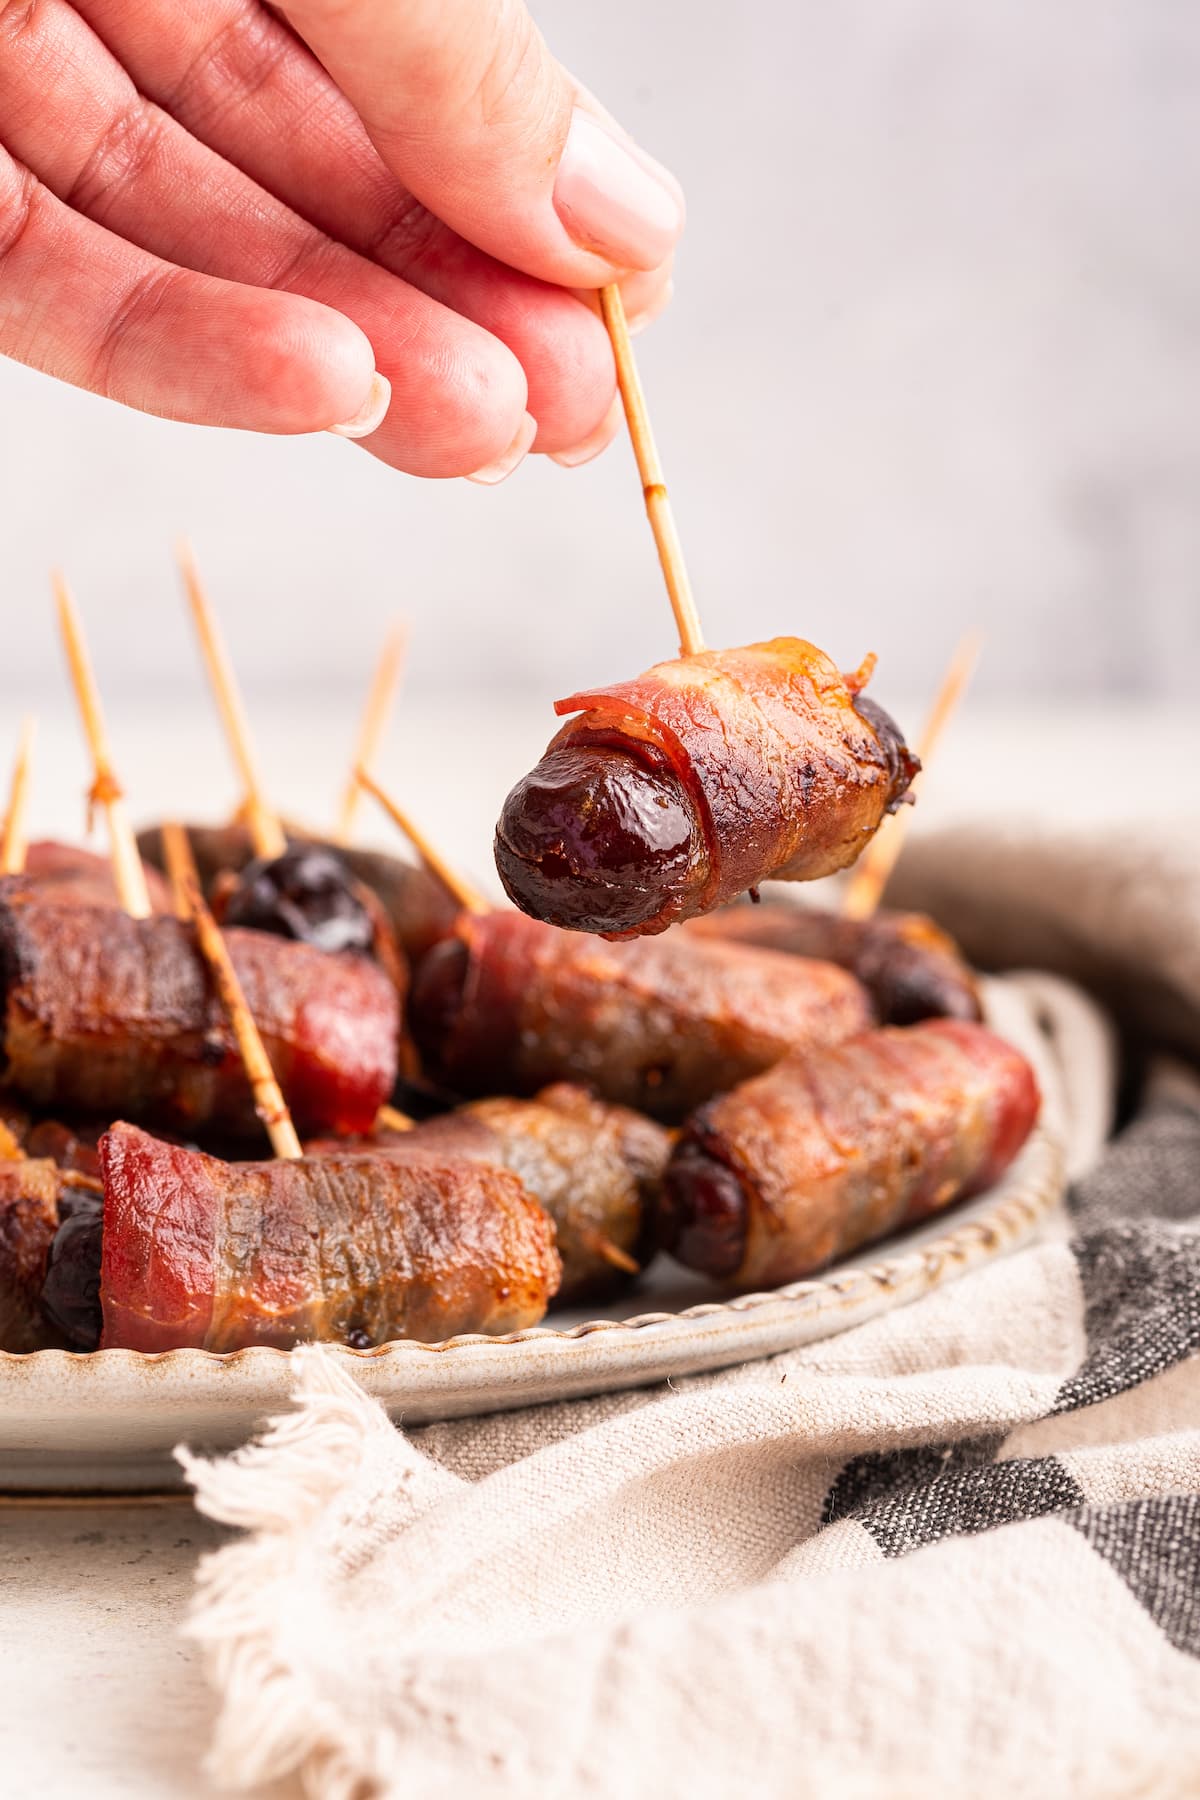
[{"x1": 275, "y1": 0, "x2": 684, "y2": 287}]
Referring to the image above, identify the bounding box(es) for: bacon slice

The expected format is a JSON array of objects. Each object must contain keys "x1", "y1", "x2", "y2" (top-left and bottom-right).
[
  {"x1": 24, "y1": 841, "x2": 172, "y2": 911},
  {"x1": 685, "y1": 903, "x2": 982, "y2": 1025},
  {"x1": 410, "y1": 908, "x2": 874, "y2": 1123},
  {"x1": 387, "y1": 1084, "x2": 670, "y2": 1302},
  {"x1": 0, "y1": 891, "x2": 399, "y2": 1137},
  {"x1": 0, "y1": 1157, "x2": 64, "y2": 1351},
  {"x1": 496, "y1": 638, "x2": 917, "y2": 938},
  {"x1": 99, "y1": 1121, "x2": 560, "y2": 1351},
  {"x1": 663, "y1": 1019, "x2": 1040, "y2": 1287}
]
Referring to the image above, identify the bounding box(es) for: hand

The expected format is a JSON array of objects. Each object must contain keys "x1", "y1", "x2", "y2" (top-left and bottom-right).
[{"x1": 0, "y1": 0, "x2": 683, "y2": 478}]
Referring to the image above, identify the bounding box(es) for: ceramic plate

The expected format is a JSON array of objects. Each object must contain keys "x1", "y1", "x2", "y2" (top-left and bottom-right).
[{"x1": 0, "y1": 980, "x2": 1079, "y2": 1492}]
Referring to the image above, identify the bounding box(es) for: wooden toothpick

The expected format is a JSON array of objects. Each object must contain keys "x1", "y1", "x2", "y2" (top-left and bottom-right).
[
  {"x1": 375, "y1": 1102, "x2": 415, "y2": 1134},
  {"x1": 176, "y1": 539, "x2": 287, "y2": 861},
  {"x1": 0, "y1": 715, "x2": 36, "y2": 876},
  {"x1": 600, "y1": 284, "x2": 705, "y2": 659},
  {"x1": 354, "y1": 767, "x2": 490, "y2": 917},
  {"x1": 161, "y1": 822, "x2": 302, "y2": 1160},
  {"x1": 53, "y1": 575, "x2": 153, "y2": 919},
  {"x1": 841, "y1": 633, "x2": 983, "y2": 921},
  {"x1": 335, "y1": 621, "x2": 407, "y2": 845}
]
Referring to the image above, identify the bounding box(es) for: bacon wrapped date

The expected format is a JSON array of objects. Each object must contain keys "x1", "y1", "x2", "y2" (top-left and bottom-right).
[
  {"x1": 24, "y1": 840, "x2": 172, "y2": 912},
  {"x1": 411, "y1": 908, "x2": 873, "y2": 1123},
  {"x1": 0, "y1": 891, "x2": 399, "y2": 1137},
  {"x1": 685, "y1": 902, "x2": 982, "y2": 1025},
  {"x1": 385, "y1": 1083, "x2": 670, "y2": 1301},
  {"x1": 0, "y1": 1156, "x2": 66, "y2": 1351},
  {"x1": 495, "y1": 638, "x2": 918, "y2": 939},
  {"x1": 98, "y1": 1121, "x2": 560, "y2": 1351},
  {"x1": 662, "y1": 1019, "x2": 1039, "y2": 1288},
  {"x1": 137, "y1": 823, "x2": 458, "y2": 965}
]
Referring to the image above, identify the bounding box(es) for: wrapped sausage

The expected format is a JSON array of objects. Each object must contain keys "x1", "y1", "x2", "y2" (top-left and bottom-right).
[
  {"x1": 0, "y1": 890, "x2": 399, "y2": 1137},
  {"x1": 396, "y1": 1084, "x2": 671, "y2": 1301},
  {"x1": 98, "y1": 1122, "x2": 560, "y2": 1351},
  {"x1": 495, "y1": 638, "x2": 917, "y2": 938},
  {"x1": 410, "y1": 908, "x2": 873, "y2": 1123},
  {"x1": 662, "y1": 1019, "x2": 1039, "y2": 1288}
]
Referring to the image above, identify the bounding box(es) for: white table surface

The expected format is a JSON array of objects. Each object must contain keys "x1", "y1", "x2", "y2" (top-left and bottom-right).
[{"x1": 1, "y1": 695, "x2": 1196, "y2": 1800}]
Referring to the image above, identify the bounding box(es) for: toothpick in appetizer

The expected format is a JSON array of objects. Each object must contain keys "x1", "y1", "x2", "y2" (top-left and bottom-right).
[
  {"x1": 53, "y1": 575, "x2": 153, "y2": 919},
  {"x1": 0, "y1": 716, "x2": 35, "y2": 877},
  {"x1": 335, "y1": 620, "x2": 407, "y2": 845}
]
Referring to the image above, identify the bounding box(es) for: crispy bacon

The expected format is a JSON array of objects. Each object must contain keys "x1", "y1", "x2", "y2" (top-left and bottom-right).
[
  {"x1": 0, "y1": 1157, "x2": 64, "y2": 1351},
  {"x1": 24, "y1": 840, "x2": 172, "y2": 911},
  {"x1": 685, "y1": 902, "x2": 982, "y2": 1025},
  {"x1": 495, "y1": 638, "x2": 918, "y2": 938},
  {"x1": 662, "y1": 1019, "x2": 1039, "y2": 1288},
  {"x1": 98, "y1": 1121, "x2": 560, "y2": 1351},
  {"x1": 0, "y1": 891, "x2": 399, "y2": 1137},
  {"x1": 387, "y1": 1084, "x2": 670, "y2": 1301},
  {"x1": 410, "y1": 908, "x2": 873, "y2": 1123}
]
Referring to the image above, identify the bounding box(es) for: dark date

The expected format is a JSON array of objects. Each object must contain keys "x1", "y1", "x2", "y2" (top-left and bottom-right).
[
  {"x1": 494, "y1": 743, "x2": 699, "y2": 935},
  {"x1": 659, "y1": 1138, "x2": 748, "y2": 1278},
  {"x1": 220, "y1": 844, "x2": 375, "y2": 956},
  {"x1": 40, "y1": 1193, "x2": 104, "y2": 1351}
]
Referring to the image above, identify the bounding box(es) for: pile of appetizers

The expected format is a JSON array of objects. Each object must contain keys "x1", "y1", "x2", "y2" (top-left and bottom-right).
[{"x1": 0, "y1": 570, "x2": 1039, "y2": 1357}]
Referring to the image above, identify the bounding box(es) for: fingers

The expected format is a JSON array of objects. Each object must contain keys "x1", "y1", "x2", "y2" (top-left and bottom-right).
[
  {"x1": 273, "y1": 0, "x2": 685, "y2": 287},
  {"x1": 0, "y1": 147, "x2": 378, "y2": 431},
  {"x1": 0, "y1": 0, "x2": 535, "y2": 475},
  {"x1": 72, "y1": 0, "x2": 628, "y2": 455}
]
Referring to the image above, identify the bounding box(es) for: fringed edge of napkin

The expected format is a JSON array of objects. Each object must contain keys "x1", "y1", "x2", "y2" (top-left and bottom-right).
[{"x1": 179, "y1": 1348, "x2": 397, "y2": 1798}]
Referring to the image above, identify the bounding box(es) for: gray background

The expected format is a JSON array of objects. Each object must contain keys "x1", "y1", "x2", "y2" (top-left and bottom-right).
[{"x1": 1, "y1": 0, "x2": 1198, "y2": 715}]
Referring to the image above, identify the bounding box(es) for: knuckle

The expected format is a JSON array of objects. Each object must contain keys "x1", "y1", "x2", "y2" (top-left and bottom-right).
[
  {"x1": 0, "y1": 0, "x2": 44, "y2": 48},
  {"x1": 363, "y1": 193, "x2": 448, "y2": 276},
  {"x1": 0, "y1": 160, "x2": 39, "y2": 263},
  {"x1": 90, "y1": 263, "x2": 183, "y2": 400},
  {"x1": 168, "y1": 6, "x2": 292, "y2": 135},
  {"x1": 65, "y1": 99, "x2": 169, "y2": 222}
]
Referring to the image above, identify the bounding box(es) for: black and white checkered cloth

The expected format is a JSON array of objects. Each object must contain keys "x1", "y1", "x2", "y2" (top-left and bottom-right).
[{"x1": 184, "y1": 832, "x2": 1200, "y2": 1798}]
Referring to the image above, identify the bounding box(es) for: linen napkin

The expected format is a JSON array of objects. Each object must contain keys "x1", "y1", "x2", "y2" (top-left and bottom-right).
[{"x1": 181, "y1": 827, "x2": 1200, "y2": 1799}]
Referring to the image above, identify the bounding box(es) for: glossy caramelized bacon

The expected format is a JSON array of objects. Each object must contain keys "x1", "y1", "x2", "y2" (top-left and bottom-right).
[
  {"x1": 0, "y1": 1156, "x2": 64, "y2": 1352},
  {"x1": 98, "y1": 1121, "x2": 561, "y2": 1351},
  {"x1": 399, "y1": 1083, "x2": 671, "y2": 1301},
  {"x1": 495, "y1": 638, "x2": 918, "y2": 938},
  {"x1": 410, "y1": 907, "x2": 873, "y2": 1123},
  {"x1": 685, "y1": 902, "x2": 982, "y2": 1025},
  {"x1": 662, "y1": 1019, "x2": 1040, "y2": 1289},
  {"x1": 0, "y1": 891, "x2": 399, "y2": 1137}
]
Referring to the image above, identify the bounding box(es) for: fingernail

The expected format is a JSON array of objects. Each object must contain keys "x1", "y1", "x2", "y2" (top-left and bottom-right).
[
  {"x1": 554, "y1": 110, "x2": 684, "y2": 271},
  {"x1": 550, "y1": 395, "x2": 623, "y2": 469},
  {"x1": 627, "y1": 279, "x2": 675, "y2": 337},
  {"x1": 466, "y1": 412, "x2": 538, "y2": 486},
  {"x1": 328, "y1": 372, "x2": 391, "y2": 439}
]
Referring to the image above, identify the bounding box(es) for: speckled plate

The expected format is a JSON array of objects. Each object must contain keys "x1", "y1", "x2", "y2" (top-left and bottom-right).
[{"x1": 0, "y1": 979, "x2": 1085, "y2": 1492}]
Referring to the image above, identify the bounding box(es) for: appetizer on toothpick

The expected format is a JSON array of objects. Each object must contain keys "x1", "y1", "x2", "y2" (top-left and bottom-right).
[
  {"x1": 161, "y1": 822, "x2": 303, "y2": 1159},
  {"x1": 494, "y1": 289, "x2": 918, "y2": 938},
  {"x1": 683, "y1": 635, "x2": 985, "y2": 1023}
]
